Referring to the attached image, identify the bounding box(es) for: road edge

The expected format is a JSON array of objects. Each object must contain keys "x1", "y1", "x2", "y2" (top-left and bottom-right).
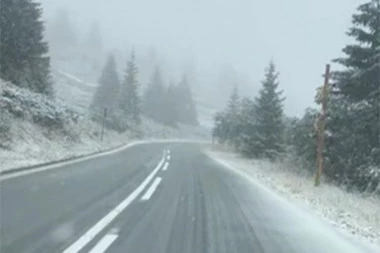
[{"x1": 0, "y1": 139, "x2": 209, "y2": 179}]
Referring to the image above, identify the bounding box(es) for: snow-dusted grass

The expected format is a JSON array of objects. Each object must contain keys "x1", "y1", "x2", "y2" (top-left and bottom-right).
[
  {"x1": 0, "y1": 117, "x2": 132, "y2": 172},
  {"x1": 0, "y1": 80, "x2": 208, "y2": 172},
  {"x1": 0, "y1": 115, "x2": 208, "y2": 172},
  {"x1": 206, "y1": 146, "x2": 380, "y2": 248},
  {"x1": 53, "y1": 71, "x2": 95, "y2": 114}
]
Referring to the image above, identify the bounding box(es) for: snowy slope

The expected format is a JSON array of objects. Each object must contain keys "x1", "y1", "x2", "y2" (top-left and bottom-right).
[
  {"x1": 53, "y1": 70, "x2": 96, "y2": 114},
  {"x1": 0, "y1": 79, "x2": 208, "y2": 172},
  {"x1": 206, "y1": 147, "x2": 380, "y2": 251},
  {"x1": 50, "y1": 46, "x2": 219, "y2": 130}
]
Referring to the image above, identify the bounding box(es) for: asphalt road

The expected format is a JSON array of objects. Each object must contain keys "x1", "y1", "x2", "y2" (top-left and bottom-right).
[{"x1": 0, "y1": 142, "x2": 373, "y2": 253}]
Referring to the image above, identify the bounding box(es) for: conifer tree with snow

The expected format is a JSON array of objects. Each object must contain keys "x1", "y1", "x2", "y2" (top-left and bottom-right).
[
  {"x1": 252, "y1": 61, "x2": 285, "y2": 159},
  {"x1": 212, "y1": 85, "x2": 256, "y2": 152},
  {"x1": 227, "y1": 84, "x2": 240, "y2": 115},
  {"x1": 286, "y1": 108, "x2": 318, "y2": 171},
  {"x1": 176, "y1": 74, "x2": 198, "y2": 126},
  {"x1": 212, "y1": 110, "x2": 229, "y2": 144},
  {"x1": 142, "y1": 66, "x2": 166, "y2": 123},
  {"x1": 326, "y1": 0, "x2": 380, "y2": 190},
  {"x1": 163, "y1": 81, "x2": 180, "y2": 126},
  {"x1": 0, "y1": 0, "x2": 53, "y2": 96},
  {"x1": 91, "y1": 54, "x2": 120, "y2": 120},
  {"x1": 235, "y1": 96, "x2": 256, "y2": 154},
  {"x1": 224, "y1": 84, "x2": 241, "y2": 147},
  {"x1": 120, "y1": 51, "x2": 140, "y2": 124},
  {"x1": 333, "y1": 0, "x2": 379, "y2": 103}
]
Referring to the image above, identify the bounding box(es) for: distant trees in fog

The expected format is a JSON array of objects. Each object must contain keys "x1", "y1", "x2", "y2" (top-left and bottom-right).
[
  {"x1": 90, "y1": 52, "x2": 140, "y2": 133},
  {"x1": 143, "y1": 68, "x2": 198, "y2": 127},
  {"x1": 91, "y1": 52, "x2": 199, "y2": 132},
  {"x1": 119, "y1": 51, "x2": 140, "y2": 124},
  {"x1": 91, "y1": 54, "x2": 120, "y2": 120}
]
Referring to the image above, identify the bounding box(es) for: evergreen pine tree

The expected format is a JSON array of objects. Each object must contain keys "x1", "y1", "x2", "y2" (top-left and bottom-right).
[
  {"x1": 163, "y1": 81, "x2": 180, "y2": 126},
  {"x1": 236, "y1": 96, "x2": 256, "y2": 155},
  {"x1": 0, "y1": 0, "x2": 53, "y2": 96},
  {"x1": 120, "y1": 51, "x2": 140, "y2": 124},
  {"x1": 143, "y1": 66, "x2": 166, "y2": 123},
  {"x1": 287, "y1": 108, "x2": 318, "y2": 171},
  {"x1": 227, "y1": 84, "x2": 239, "y2": 115},
  {"x1": 253, "y1": 61, "x2": 285, "y2": 159},
  {"x1": 327, "y1": 0, "x2": 380, "y2": 189},
  {"x1": 224, "y1": 84, "x2": 241, "y2": 147},
  {"x1": 176, "y1": 74, "x2": 198, "y2": 125},
  {"x1": 212, "y1": 93, "x2": 256, "y2": 153},
  {"x1": 91, "y1": 54, "x2": 120, "y2": 119},
  {"x1": 212, "y1": 110, "x2": 229, "y2": 144},
  {"x1": 333, "y1": 0, "x2": 380, "y2": 102}
]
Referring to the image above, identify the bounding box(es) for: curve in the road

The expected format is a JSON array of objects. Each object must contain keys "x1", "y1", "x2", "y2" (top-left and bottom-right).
[{"x1": 62, "y1": 149, "x2": 168, "y2": 253}]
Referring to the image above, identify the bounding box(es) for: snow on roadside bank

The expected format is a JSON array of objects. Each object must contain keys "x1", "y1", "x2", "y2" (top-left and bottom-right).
[
  {"x1": 206, "y1": 148, "x2": 380, "y2": 248},
  {"x1": 0, "y1": 117, "x2": 133, "y2": 172},
  {"x1": 0, "y1": 116, "x2": 209, "y2": 173},
  {"x1": 0, "y1": 81, "x2": 132, "y2": 172},
  {"x1": 0, "y1": 81, "x2": 209, "y2": 173}
]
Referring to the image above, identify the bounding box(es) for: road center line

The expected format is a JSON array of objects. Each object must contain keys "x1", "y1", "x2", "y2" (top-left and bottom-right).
[
  {"x1": 141, "y1": 177, "x2": 162, "y2": 201},
  {"x1": 62, "y1": 151, "x2": 166, "y2": 253},
  {"x1": 88, "y1": 234, "x2": 118, "y2": 253},
  {"x1": 162, "y1": 162, "x2": 169, "y2": 171}
]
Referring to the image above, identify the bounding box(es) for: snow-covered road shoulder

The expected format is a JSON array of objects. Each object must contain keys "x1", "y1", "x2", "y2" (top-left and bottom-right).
[{"x1": 206, "y1": 148, "x2": 380, "y2": 251}]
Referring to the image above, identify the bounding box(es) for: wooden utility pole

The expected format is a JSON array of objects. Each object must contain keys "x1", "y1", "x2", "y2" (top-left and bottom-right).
[{"x1": 315, "y1": 64, "x2": 330, "y2": 186}]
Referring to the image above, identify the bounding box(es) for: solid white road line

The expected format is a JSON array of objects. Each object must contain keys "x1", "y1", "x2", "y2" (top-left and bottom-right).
[
  {"x1": 62, "y1": 153, "x2": 166, "y2": 253},
  {"x1": 162, "y1": 162, "x2": 169, "y2": 171},
  {"x1": 88, "y1": 234, "x2": 118, "y2": 253},
  {"x1": 141, "y1": 177, "x2": 162, "y2": 201},
  {"x1": 1, "y1": 140, "x2": 209, "y2": 181},
  {"x1": 0, "y1": 141, "x2": 147, "y2": 181}
]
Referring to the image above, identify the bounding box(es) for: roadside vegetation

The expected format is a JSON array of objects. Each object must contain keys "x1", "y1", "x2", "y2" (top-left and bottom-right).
[
  {"x1": 0, "y1": 0, "x2": 202, "y2": 170},
  {"x1": 212, "y1": 0, "x2": 380, "y2": 194}
]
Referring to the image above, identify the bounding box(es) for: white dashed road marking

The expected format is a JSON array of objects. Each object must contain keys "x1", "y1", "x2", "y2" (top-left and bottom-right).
[
  {"x1": 88, "y1": 234, "x2": 118, "y2": 253},
  {"x1": 162, "y1": 162, "x2": 169, "y2": 171},
  {"x1": 62, "y1": 151, "x2": 166, "y2": 253},
  {"x1": 141, "y1": 177, "x2": 162, "y2": 201}
]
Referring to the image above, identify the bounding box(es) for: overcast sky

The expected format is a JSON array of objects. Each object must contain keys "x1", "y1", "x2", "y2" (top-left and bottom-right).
[{"x1": 39, "y1": 0, "x2": 363, "y2": 116}]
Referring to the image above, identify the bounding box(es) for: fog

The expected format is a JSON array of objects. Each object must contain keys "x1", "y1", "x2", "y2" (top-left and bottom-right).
[{"x1": 39, "y1": 0, "x2": 362, "y2": 117}]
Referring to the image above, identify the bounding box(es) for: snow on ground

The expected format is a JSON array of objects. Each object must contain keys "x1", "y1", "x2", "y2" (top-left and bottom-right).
[
  {"x1": 53, "y1": 70, "x2": 95, "y2": 114},
  {"x1": 0, "y1": 80, "x2": 208, "y2": 172},
  {"x1": 206, "y1": 146, "x2": 380, "y2": 249},
  {"x1": 57, "y1": 70, "x2": 98, "y2": 88},
  {"x1": 0, "y1": 114, "x2": 207, "y2": 172},
  {"x1": 0, "y1": 118, "x2": 131, "y2": 171}
]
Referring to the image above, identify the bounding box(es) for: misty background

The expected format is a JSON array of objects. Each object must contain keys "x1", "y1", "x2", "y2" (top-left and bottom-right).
[{"x1": 39, "y1": 0, "x2": 361, "y2": 120}]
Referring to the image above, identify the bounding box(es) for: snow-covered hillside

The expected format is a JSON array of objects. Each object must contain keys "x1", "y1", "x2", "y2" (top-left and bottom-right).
[
  {"x1": 49, "y1": 45, "x2": 219, "y2": 130},
  {"x1": 0, "y1": 80, "x2": 208, "y2": 172},
  {"x1": 53, "y1": 70, "x2": 96, "y2": 114}
]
